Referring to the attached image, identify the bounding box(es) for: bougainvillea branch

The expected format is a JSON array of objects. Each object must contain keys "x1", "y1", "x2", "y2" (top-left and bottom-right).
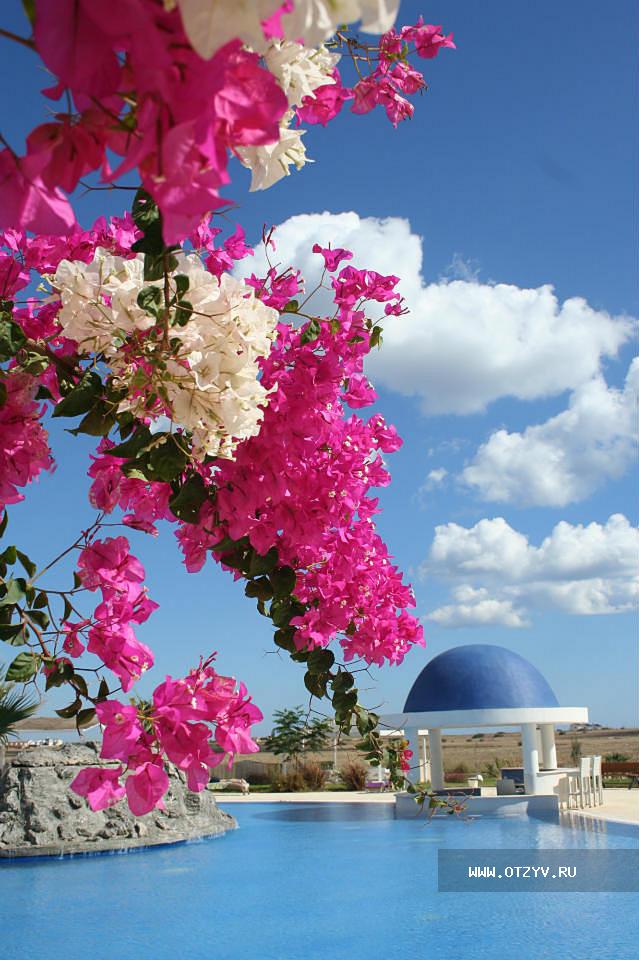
[{"x1": 0, "y1": 1, "x2": 455, "y2": 814}]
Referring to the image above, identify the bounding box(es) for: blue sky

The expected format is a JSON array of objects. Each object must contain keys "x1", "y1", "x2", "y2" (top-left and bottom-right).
[{"x1": 1, "y1": 1, "x2": 637, "y2": 728}]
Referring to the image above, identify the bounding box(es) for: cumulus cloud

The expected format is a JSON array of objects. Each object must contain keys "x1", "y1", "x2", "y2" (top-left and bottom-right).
[
  {"x1": 462, "y1": 360, "x2": 638, "y2": 506},
  {"x1": 428, "y1": 587, "x2": 529, "y2": 628},
  {"x1": 422, "y1": 514, "x2": 638, "y2": 628},
  {"x1": 241, "y1": 211, "x2": 633, "y2": 415}
]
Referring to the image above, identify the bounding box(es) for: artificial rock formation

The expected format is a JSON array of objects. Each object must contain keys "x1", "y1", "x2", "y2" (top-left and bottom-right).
[{"x1": 0, "y1": 741, "x2": 235, "y2": 857}]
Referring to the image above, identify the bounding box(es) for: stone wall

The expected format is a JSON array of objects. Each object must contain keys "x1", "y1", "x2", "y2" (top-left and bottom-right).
[{"x1": 0, "y1": 741, "x2": 236, "y2": 857}]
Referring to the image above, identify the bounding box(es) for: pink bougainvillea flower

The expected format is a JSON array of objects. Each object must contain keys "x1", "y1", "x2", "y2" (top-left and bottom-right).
[
  {"x1": 408, "y1": 22, "x2": 456, "y2": 59},
  {"x1": 343, "y1": 374, "x2": 377, "y2": 408},
  {"x1": 77, "y1": 536, "x2": 145, "y2": 597},
  {"x1": 96, "y1": 700, "x2": 145, "y2": 762},
  {"x1": 61, "y1": 620, "x2": 90, "y2": 658},
  {"x1": 0, "y1": 371, "x2": 54, "y2": 514},
  {"x1": 125, "y1": 760, "x2": 170, "y2": 816},
  {"x1": 70, "y1": 765, "x2": 125, "y2": 811},
  {"x1": 0, "y1": 149, "x2": 75, "y2": 236},
  {"x1": 297, "y1": 70, "x2": 352, "y2": 127},
  {"x1": 312, "y1": 243, "x2": 353, "y2": 272}
]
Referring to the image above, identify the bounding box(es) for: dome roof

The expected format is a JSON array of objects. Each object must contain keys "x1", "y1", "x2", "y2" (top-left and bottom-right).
[{"x1": 403, "y1": 644, "x2": 559, "y2": 713}]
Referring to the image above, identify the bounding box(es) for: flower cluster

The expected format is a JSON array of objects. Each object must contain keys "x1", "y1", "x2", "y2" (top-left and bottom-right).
[
  {"x1": 53, "y1": 248, "x2": 279, "y2": 459},
  {"x1": 74, "y1": 536, "x2": 157, "y2": 692},
  {"x1": 0, "y1": 371, "x2": 53, "y2": 514},
  {"x1": 71, "y1": 655, "x2": 262, "y2": 815},
  {"x1": 177, "y1": 244, "x2": 425, "y2": 666},
  {"x1": 0, "y1": 2, "x2": 452, "y2": 239},
  {"x1": 296, "y1": 18, "x2": 455, "y2": 129}
]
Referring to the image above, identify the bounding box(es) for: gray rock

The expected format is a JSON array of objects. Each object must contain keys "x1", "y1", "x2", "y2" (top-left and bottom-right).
[{"x1": 0, "y1": 742, "x2": 235, "y2": 857}]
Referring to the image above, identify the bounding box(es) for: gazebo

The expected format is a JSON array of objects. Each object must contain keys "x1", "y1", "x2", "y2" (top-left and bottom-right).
[{"x1": 382, "y1": 644, "x2": 589, "y2": 795}]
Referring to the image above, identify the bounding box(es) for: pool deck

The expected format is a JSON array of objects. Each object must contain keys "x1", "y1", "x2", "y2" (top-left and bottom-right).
[{"x1": 213, "y1": 787, "x2": 639, "y2": 825}]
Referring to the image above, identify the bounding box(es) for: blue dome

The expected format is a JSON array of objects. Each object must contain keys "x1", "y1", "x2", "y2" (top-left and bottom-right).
[{"x1": 404, "y1": 644, "x2": 559, "y2": 713}]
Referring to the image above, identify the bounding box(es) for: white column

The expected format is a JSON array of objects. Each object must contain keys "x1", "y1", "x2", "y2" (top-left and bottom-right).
[
  {"x1": 428, "y1": 728, "x2": 444, "y2": 790},
  {"x1": 521, "y1": 722, "x2": 540, "y2": 795},
  {"x1": 536, "y1": 726, "x2": 543, "y2": 764},
  {"x1": 419, "y1": 733, "x2": 429, "y2": 782},
  {"x1": 403, "y1": 725, "x2": 421, "y2": 785},
  {"x1": 540, "y1": 723, "x2": 557, "y2": 771}
]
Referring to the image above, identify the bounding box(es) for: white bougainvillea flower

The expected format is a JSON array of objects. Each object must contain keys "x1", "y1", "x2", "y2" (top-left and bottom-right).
[
  {"x1": 264, "y1": 41, "x2": 339, "y2": 107},
  {"x1": 54, "y1": 251, "x2": 278, "y2": 461},
  {"x1": 237, "y1": 112, "x2": 311, "y2": 191},
  {"x1": 54, "y1": 250, "x2": 154, "y2": 352},
  {"x1": 280, "y1": 0, "x2": 400, "y2": 46},
  {"x1": 176, "y1": 0, "x2": 283, "y2": 59}
]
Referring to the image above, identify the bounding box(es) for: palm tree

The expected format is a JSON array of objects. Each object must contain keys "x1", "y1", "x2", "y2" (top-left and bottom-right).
[{"x1": 0, "y1": 666, "x2": 38, "y2": 768}]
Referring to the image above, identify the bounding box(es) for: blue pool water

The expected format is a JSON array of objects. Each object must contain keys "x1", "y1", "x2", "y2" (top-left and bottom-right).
[{"x1": 1, "y1": 804, "x2": 637, "y2": 960}]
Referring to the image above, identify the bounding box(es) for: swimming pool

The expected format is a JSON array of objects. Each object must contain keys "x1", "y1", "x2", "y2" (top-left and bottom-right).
[{"x1": 1, "y1": 804, "x2": 637, "y2": 960}]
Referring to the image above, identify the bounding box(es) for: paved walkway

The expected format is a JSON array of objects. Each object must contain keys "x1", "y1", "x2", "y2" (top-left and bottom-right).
[
  {"x1": 212, "y1": 790, "x2": 394, "y2": 804},
  {"x1": 562, "y1": 788, "x2": 638, "y2": 826}
]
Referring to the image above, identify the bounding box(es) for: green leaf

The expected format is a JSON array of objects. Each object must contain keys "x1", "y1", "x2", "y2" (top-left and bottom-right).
[
  {"x1": 16, "y1": 549, "x2": 36, "y2": 578},
  {"x1": 27, "y1": 608, "x2": 49, "y2": 630},
  {"x1": 68, "y1": 402, "x2": 117, "y2": 437},
  {"x1": 77, "y1": 707, "x2": 97, "y2": 729},
  {"x1": 269, "y1": 566, "x2": 296, "y2": 598},
  {"x1": 33, "y1": 591, "x2": 48, "y2": 609},
  {"x1": 333, "y1": 689, "x2": 358, "y2": 714},
  {"x1": 140, "y1": 250, "x2": 167, "y2": 279},
  {"x1": 247, "y1": 547, "x2": 278, "y2": 577},
  {"x1": 304, "y1": 670, "x2": 328, "y2": 698},
  {"x1": 0, "y1": 578, "x2": 26, "y2": 607},
  {"x1": 56, "y1": 698, "x2": 82, "y2": 719},
  {"x1": 0, "y1": 623, "x2": 27, "y2": 645},
  {"x1": 307, "y1": 648, "x2": 335, "y2": 674},
  {"x1": 96, "y1": 678, "x2": 111, "y2": 701},
  {"x1": 132, "y1": 190, "x2": 161, "y2": 232},
  {"x1": 269, "y1": 596, "x2": 295, "y2": 628},
  {"x1": 106, "y1": 425, "x2": 153, "y2": 459},
  {"x1": 6, "y1": 651, "x2": 39, "y2": 682},
  {"x1": 168, "y1": 473, "x2": 208, "y2": 523},
  {"x1": 21, "y1": 0, "x2": 35, "y2": 25},
  {"x1": 245, "y1": 577, "x2": 274, "y2": 602},
  {"x1": 71, "y1": 674, "x2": 89, "y2": 699},
  {"x1": 282, "y1": 299, "x2": 299, "y2": 313},
  {"x1": 0, "y1": 316, "x2": 26, "y2": 362},
  {"x1": 369, "y1": 326, "x2": 383, "y2": 349},
  {"x1": 45, "y1": 660, "x2": 74, "y2": 690},
  {"x1": 52, "y1": 371, "x2": 103, "y2": 419},
  {"x1": 174, "y1": 275, "x2": 190, "y2": 300},
  {"x1": 331, "y1": 671, "x2": 355, "y2": 694},
  {"x1": 137, "y1": 285, "x2": 163, "y2": 316},
  {"x1": 0, "y1": 509, "x2": 7, "y2": 538},
  {"x1": 273, "y1": 627, "x2": 296, "y2": 653},
  {"x1": 0, "y1": 544, "x2": 17, "y2": 566},
  {"x1": 174, "y1": 301, "x2": 193, "y2": 326},
  {"x1": 146, "y1": 435, "x2": 188, "y2": 482},
  {"x1": 300, "y1": 317, "x2": 322, "y2": 345}
]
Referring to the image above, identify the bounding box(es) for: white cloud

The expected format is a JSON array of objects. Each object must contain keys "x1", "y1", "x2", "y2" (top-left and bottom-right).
[
  {"x1": 423, "y1": 514, "x2": 638, "y2": 628},
  {"x1": 462, "y1": 360, "x2": 638, "y2": 506},
  {"x1": 242, "y1": 212, "x2": 633, "y2": 415},
  {"x1": 423, "y1": 467, "x2": 448, "y2": 489},
  {"x1": 428, "y1": 586, "x2": 529, "y2": 628}
]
